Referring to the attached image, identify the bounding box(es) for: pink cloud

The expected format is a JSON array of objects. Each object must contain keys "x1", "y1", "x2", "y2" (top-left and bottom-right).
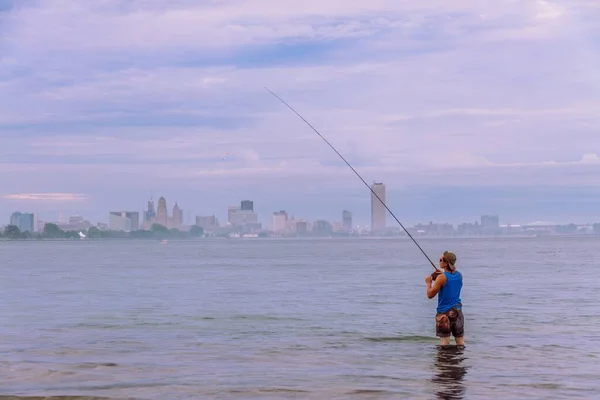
[{"x1": 2, "y1": 193, "x2": 89, "y2": 201}]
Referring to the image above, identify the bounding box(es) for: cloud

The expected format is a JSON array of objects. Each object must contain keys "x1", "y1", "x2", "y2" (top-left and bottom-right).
[
  {"x1": 2, "y1": 193, "x2": 89, "y2": 201},
  {"x1": 0, "y1": 0, "x2": 599, "y2": 224}
]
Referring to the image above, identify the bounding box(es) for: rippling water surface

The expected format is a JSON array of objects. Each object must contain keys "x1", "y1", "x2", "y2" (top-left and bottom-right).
[{"x1": 1, "y1": 236, "x2": 599, "y2": 399}]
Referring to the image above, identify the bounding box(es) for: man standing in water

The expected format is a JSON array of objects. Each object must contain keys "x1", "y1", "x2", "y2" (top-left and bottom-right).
[{"x1": 425, "y1": 251, "x2": 465, "y2": 347}]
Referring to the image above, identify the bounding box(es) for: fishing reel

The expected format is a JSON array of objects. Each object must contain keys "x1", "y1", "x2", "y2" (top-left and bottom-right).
[{"x1": 431, "y1": 270, "x2": 442, "y2": 281}]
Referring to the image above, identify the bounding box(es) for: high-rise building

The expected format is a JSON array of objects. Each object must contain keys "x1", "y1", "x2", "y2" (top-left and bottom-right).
[
  {"x1": 313, "y1": 219, "x2": 333, "y2": 233},
  {"x1": 228, "y1": 203, "x2": 258, "y2": 227},
  {"x1": 172, "y1": 203, "x2": 183, "y2": 228},
  {"x1": 109, "y1": 211, "x2": 139, "y2": 232},
  {"x1": 127, "y1": 212, "x2": 140, "y2": 231},
  {"x1": 296, "y1": 221, "x2": 308, "y2": 233},
  {"x1": 481, "y1": 215, "x2": 500, "y2": 234},
  {"x1": 10, "y1": 212, "x2": 34, "y2": 233},
  {"x1": 156, "y1": 197, "x2": 168, "y2": 227},
  {"x1": 272, "y1": 211, "x2": 288, "y2": 232},
  {"x1": 145, "y1": 197, "x2": 156, "y2": 222},
  {"x1": 241, "y1": 200, "x2": 254, "y2": 211},
  {"x1": 342, "y1": 210, "x2": 352, "y2": 231},
  {"x1": 481, "y1": 215, "x2": 499, "y2": 228},
  {"x1": 228, "y1": 205, "x2": 240, "y2": 224},
  {"x1": 370, "y1": 182, "x2": 386, "y2": 232},
  {"x1": 230, "y1": 210, "x2": 258, "y2": 226}
]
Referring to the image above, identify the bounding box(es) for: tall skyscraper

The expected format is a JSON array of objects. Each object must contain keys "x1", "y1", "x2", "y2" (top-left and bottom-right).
[
  {"x1": 241, "y1": 200, "x2": 254, "y2": 211},
  {"x1": 145, "y1": 197, "x2": 156, "y2": 222},
  {"x1": 156, "y1": 197, "x2": 168, "y2": 227},
  {"x1": 172, "y1": 203, "x2": 183, "y2": 228},
  {"x1": 370, "y1": 182, "x2": 386, "y2": 232},
  {"x1": 342, "y1": 210, "x2": 352, "y2": 231}
]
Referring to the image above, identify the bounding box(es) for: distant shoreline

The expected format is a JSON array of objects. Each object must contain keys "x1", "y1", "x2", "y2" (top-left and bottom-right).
[{"x1": 1, "y1": 233, "x2": 599, "y2": 242}]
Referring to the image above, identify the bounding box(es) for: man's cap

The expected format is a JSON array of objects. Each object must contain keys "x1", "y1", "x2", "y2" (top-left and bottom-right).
[{"x1": 443, "y1": 251, "x2": 457, "y2": 269}]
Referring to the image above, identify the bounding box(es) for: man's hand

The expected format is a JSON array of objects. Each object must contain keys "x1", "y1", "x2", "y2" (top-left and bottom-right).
[
  {"x1": 431, "y1": 271, "x2": 442, "y2": 281},
  {"x1": 426, "y1": 270, "x2": 446, "y2": 299}
]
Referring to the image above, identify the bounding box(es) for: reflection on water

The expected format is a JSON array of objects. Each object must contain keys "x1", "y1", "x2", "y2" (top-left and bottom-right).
[{"x1": 432, "y1": 346, "x2": 468, "y2": 400}]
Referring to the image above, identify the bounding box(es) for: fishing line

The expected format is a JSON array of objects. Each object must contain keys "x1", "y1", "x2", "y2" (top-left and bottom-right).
[{"x1": 265, "y1": 87, "x2": 439, "y2": 271}]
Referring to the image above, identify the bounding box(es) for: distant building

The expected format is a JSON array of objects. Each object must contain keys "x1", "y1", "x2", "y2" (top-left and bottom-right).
[
  {"x1": 196, "y1": 215, "x2": 219, "y2": 230},
  {"x1": 342, "y1": 210, "x2": 352, "y2": 231},
  {"x1": 296, "y1": 221, "x2": 308, "y2": 233},
  {"x1": 241, "y1": 200, "x2": 254, "y2": 211},
  {"x1": 332, "y1": 221, "x2": 346, "y2": 232},
  {"x1": 155, "y1": 197, "x2": 168, "y2": 227},
  {"x1": 172, "y1": 203, "x2": 183, "y2": 228},
  {"x1": 69, "y1": 216, "x2": 84, "y2": 225},
  {"x1": 10, "y1": 212, "x2": 34, "y2": 233},
  {"x1": 456, "y1": 221, "x2": 480, "y2": 236},
  {"x1": 481, "y1": 215, "x2": 500, "y2": 233},
  {"x1": 272, "y1": 211, "x2": 288, "y2": 232},
  {"x1": 128, "y1": 212, "x2": 140, "y2": 231},
  {"x1": 57, "y1": 215, "x2": 92, "y2": 231},
  {"x1": 228, "y1": 205, "x2": 240, "y2": 224},
  {"x1": 145, "y1": 198, "x2": 156, "y2": 222},
  {"x1": 313, "y1": 219, "x2": 332, "y2": 233},
  {"x1": 241, "y1": 222, "x2": 262, "y2": 233},
  {"x1": 370, "y1": 182, "x2": 386, "y2": 232},
  {"x1": 230, "y1": 210, "x2": 258, "y2": 226},
  {"x1": 414, "y1": 221, "x2": 454, "y2": 236},
  {"x1": 227, "y1": 202, "x2": 258, "y2": 228},
  {"x1": 109, "y1": 211, "x2": 140, "y2": 232}
]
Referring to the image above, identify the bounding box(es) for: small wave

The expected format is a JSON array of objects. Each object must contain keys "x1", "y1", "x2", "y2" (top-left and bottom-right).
[
  {"x1": 344, "y1": 374, "x2": 402, "y2": 381},
  {"x1": 258, "y1": 388, "x2": 309, "y2": 393},
  {"x1": 365, "y1": 335, "x2": 438, "y2": 342},
  {"x1": 227, "y1": 387, "x2": 309, "y2": 394},
  {"x1": 346, "y1": 389, "x2": 398, "y2": 395},
  {"x1": 76, "y1": 362, "x2": 118, "y2": 368},
  {"x1": 231, "y1": 314, "x2": 305, "y2": 322},
  {"x1": 509, "y1": 383, "x2": 564, "y2": 390}
]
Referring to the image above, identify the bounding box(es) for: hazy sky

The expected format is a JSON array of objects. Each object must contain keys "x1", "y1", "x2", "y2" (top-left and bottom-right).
[{"x1": 1, "y1": 0, "x2": 599, "y2": 227}]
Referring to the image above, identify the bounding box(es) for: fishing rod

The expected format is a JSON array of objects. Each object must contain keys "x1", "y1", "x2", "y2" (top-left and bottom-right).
[{"x1": 264, "y1": 87, "x2": 439, "y2": 272}]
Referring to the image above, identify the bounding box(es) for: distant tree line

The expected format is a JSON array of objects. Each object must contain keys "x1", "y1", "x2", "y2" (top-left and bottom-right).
[{"x1": 0, "y1": 223, "x2": 205, "y2": 240}]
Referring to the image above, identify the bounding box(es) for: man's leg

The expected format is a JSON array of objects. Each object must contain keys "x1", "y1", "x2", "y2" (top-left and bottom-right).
[
  {"x1": 436, "y1": 313, "x2": 451, "y2": 345},
  {"x1": 452, "y1": 309, "x2": 465, "y2": 347}
]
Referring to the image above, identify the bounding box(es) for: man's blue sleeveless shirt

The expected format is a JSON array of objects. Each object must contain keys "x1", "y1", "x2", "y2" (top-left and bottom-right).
[{"x1": 437, "y1": 271, "x2": 462, "y2": 313}]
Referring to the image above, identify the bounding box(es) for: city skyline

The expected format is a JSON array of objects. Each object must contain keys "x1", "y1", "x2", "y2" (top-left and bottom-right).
[
  {"x1": 5, "y1": 184, "x2": 600, "y2": 231},
  {"x1": 7, "y1": 186, "x2": 600, "y2": 235},
  {"x1": 6, "y1": 204, "x2": 600, "y2": 240}
]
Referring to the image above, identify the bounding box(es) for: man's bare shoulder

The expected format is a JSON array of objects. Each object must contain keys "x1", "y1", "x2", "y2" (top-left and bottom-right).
[{"x1": 435, "y1": 272, "x2": 447, "y2": 284}]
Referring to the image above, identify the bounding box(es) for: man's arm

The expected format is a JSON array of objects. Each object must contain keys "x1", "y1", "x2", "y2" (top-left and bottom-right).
[{"x1": 426, "y1": 273, "x2": 446, "y2": 299}]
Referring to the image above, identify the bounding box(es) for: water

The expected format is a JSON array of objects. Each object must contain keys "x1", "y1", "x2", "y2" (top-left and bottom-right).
[{"x1": 1, "y1": 236, "x2": 599, "y2": 399}]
